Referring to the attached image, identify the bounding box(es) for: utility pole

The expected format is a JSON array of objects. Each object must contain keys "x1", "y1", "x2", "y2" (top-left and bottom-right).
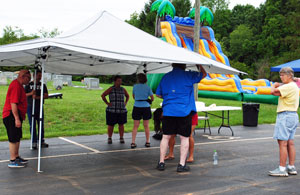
[{"x1": 193, "y1": 0, "x2": 201, "y2": 101}]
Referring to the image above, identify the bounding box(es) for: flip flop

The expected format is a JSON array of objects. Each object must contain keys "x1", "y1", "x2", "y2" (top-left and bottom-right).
[{"x1": 164, "y1": 156, "x2": 175, "y2": 160}]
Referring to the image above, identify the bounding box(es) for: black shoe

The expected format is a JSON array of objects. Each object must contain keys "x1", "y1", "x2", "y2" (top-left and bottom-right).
[
  {"x1": 177, "y1": 164, "x2": 190, "y2": 172},
  {"x1": 120, "y1": 137, "x2": 125, "y2": 144},
  {"x1": 32, "y1": 143, "x2": 37, "y2": 150},
  {"x1": 156, "y1": 162, "x2": 165, "y2": 171},
  {"x1": 131, "y1": 143, "x2": 137, "y2": 149},
  {"x1": 107, "y1": 138, "x2": 112, "y2": 144},
  {"x1": 16, "y1": 156, "x2": 28, "y2": 164},
  {"x1": 41, "y1": 142, "x2": 49, "y2": 148}
]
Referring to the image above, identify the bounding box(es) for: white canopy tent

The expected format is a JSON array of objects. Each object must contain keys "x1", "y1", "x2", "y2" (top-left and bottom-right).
[
  {"x1": 0, "y1": 10, "x2": 244, "y2": 172},
  {"x1": 0, "y1": 11, "x2": 243, "y2": 75}
]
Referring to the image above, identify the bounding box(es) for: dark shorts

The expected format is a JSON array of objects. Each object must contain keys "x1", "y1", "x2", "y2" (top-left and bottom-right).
[
  {"x1": 132, "y1": 107, "x2": 152, "y2": 120},
  {"x1": 162, "y1": 113, "x2": 192, "y2": 137},
  {"x1": 106, "y1": 111, "x2": 127, "y2": 126},
  {"x1": 3, "y1": 113, "x2": 23, "y2": 143}
]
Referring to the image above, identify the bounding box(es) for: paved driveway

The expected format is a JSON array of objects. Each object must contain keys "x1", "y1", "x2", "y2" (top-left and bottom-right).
[{"x1": 0, "y1": 124, "x2": 299, "y2": 195}]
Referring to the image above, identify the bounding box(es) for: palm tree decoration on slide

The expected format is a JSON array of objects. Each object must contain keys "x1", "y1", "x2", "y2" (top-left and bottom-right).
[
  {"x1": 151, "y1": 0, "x2": 176, "y2": 37},
  {"x1": 189, "y1": 6, "x2": 214, "y2": 26}
]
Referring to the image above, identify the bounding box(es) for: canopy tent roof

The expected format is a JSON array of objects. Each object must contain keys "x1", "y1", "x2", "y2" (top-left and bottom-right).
[
  {"x1": 270, "y1": 59, "x2": 300, "y2": 72},
  {"x1": 0, "y1": 11, "x2": 243, "y2": 75}
]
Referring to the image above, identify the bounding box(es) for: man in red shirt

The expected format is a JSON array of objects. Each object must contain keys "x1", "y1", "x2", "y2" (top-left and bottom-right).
[{"x1": 2, "y1": 70, "x2": 31, "y2": 168}]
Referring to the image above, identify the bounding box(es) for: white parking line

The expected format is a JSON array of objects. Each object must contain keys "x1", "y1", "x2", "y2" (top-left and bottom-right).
[
  {"x1": 59, "y1": 137, "x2": 100, "y2": 153},
  {"x1": 0, "y1": 152, "x2": 91, "y2": 163},
  {"x1": 0, "y1": 135, "x2": 299, "y2": 164}
]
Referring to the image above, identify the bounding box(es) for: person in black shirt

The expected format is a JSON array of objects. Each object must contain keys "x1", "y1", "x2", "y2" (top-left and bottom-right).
[{"x1": 25, "y1": 70, "x2": 49, "y2": 149}]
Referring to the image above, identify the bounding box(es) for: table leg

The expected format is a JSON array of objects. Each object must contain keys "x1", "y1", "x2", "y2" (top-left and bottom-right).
[{"x1": 217, "y1": 110, "x2": 234, "y2": 136}]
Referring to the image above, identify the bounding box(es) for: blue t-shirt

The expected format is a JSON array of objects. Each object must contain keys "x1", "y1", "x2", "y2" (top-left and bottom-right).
[
  {"x1": 133, "y1": 83, "x2": 153, "y2": 107},
  {"x1": 156, "y1": 68, "x2": 203, "y2": 117}
]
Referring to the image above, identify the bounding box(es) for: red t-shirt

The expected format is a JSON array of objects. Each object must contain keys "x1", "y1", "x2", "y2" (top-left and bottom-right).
[{"x1": 2, "y1": 79, "x2": 27, "y2": 120}]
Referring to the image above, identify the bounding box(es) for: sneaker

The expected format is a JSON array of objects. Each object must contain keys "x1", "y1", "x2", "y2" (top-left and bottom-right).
[
  {"x1": 32, "y1": 143, "x2": 37, "y2": 150},
  {"x1": 268, "y1": 168, "x2": 288, "y2": 177},
  {"x1": 156, "y1": 162, "x2": 165, "y2": 171},
  {"x1": 120, "y1": 137, "x2": 125, "y2": 144},
  {"x1": 41, "y1": 142, "x2": 49, "y2": 148},
  {"x1": 107, "y1": 138, "x2": 112, "y2": 144},
  {"x1": 8, "y1": 160, "x2": 26, "y2": 168},
  {"x1": 177, "y1": 164, "x2": 190, "y2": 172},
  {"x1": 287, "y1": 167, "x2": 297, "y2": 175},
  {"x1": 16, "y1": 156, "x2": 28, "y2": 164}
]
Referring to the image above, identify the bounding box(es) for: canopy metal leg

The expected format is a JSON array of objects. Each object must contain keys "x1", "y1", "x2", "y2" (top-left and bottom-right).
[
  {"x1": 30, "y1": 69, "x2": 37, "y2": 150},
  {"x1": 37, "y1": 59, "x2": 45, "y2": 173}
]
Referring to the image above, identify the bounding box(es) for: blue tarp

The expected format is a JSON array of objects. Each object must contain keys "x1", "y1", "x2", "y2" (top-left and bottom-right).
[{"x1": 271, "y1": 59, "x2": 300, "y2": 72}]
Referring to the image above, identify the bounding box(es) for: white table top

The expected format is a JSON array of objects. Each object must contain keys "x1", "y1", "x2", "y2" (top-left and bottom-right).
[
  {"x1": 196, "y1": 106, "x2": 241, "y2": 112},
  {"x1": 152, "y1": 106, "x2": 241, "y2": 113}
]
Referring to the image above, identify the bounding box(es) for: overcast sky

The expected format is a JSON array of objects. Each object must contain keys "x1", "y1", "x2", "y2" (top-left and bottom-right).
[{"x1": 0, "y1": 0, "x2": 266, "y2": 35}]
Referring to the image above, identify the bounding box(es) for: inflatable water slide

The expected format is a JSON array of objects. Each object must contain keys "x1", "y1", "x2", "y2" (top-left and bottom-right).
[{"x1": 148, "y1": 16, "x2": 279, "y2": 104}]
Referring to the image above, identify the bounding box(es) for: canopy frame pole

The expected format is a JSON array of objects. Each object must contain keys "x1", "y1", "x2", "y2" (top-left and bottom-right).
[
  {"x1": 30, "y1": 68, "x2": 37, "y2": 150},
  {"x1": 37, "y1": 49, "x2": 48, "y2": 173}
]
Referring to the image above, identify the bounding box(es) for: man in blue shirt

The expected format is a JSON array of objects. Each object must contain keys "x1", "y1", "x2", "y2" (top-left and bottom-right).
[{"x1": 156, "y1": 63, "x2": 206, "y2": 172}]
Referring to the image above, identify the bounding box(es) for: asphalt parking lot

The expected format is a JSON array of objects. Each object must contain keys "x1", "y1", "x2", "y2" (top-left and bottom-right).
[{"x1": 1, "y1": 124, "x2": 300, "y2": 195}]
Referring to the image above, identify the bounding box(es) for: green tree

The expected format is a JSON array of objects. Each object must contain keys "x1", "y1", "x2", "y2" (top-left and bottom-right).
[
  {"x1": 281, "y1": 0, "x2": 300, "y2": 59},
  {"x1": 171, "y1": 0, "x2": 191, "y2": 17},
  {"x1": 38, "y1": 28, "x2": 61, "y2": 38},
  {"x1": 200, "y1": 0, "x2": 229, "y2": 12},
  {"x1": 126, "y1": 12, "x2": 141, "y2": 28},
  {"x1": 231, "y1": 5, "x2": 264, "y2": 35},
  {"x1": 211, "y1": 9, "x2": 232, "y2": 50},
  {"x1": 229, "y1": 25, "x2": 256, "y2": 66},
  {"x1": 126, "y1": 0, "x2": 156, "y2": 35},
  {"x1": 0, "y1": 26, "x2": 38, "y2": 45},
  {"x1": 257, "y1": 0, "x2": 288, "y2": 58}
]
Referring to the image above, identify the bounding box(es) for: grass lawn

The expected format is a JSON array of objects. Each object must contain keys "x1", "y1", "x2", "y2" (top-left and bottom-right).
[{"x1": 0, "y1": 81, "x2": 290, "y2": 141}]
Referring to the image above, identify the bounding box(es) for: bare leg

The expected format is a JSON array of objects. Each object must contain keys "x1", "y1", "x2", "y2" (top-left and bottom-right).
[
  {"x1": 118, "y1": 124, "x2": 124, "y2": 138},
  {"x1": 107, "y1": 125, "x2": 114, "y2": 138},
  {"x1": 131, "y1": 120, "x2": 140, "y2": 144},
  {"x1": 287, "y1": 139, "x2": 296, "y2": 166},
  {"x1": 165, "y1": 135, "x2": 175, "y2": 160},
  {"x1": 9, "y1": 142, "x2": 19, "y2": 160},
  {"x1": 278, "y1": 140, "x2": 288, "y2": 167},
  {"x1": 16, "y1": 142, "x2": 20, "y2": 157},
  {"x1": 143, "y1": 120, "x2": 150, "y2": 143},
  {"x1": 187, "y1": 125, "x2": 196, "y2": 162},
  {"x1": 160, "y1": 134, "x2": 172, "y2": 163},
  {"x1": 180, "y1": 135, "x2": 189, "y2": 166}
]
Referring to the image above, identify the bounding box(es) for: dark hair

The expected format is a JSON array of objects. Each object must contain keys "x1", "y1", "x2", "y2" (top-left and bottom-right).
[
  {"x1": 24, "y1": 70, "x2": 31, "y2": 75},
  {"x1": 137, "y1": 73, "x2": 147, "y2": 84},
  {"x1": 114, "y1": 75, "x2": 122, "y2": 81},
  {"x1": 172, "y1": 63, "x2": 186, "y2": 70}
]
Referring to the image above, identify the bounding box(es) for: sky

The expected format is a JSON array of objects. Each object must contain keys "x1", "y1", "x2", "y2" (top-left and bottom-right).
[{"x1": 0, "y1": 0, "x2": 266, "y2": 36}]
